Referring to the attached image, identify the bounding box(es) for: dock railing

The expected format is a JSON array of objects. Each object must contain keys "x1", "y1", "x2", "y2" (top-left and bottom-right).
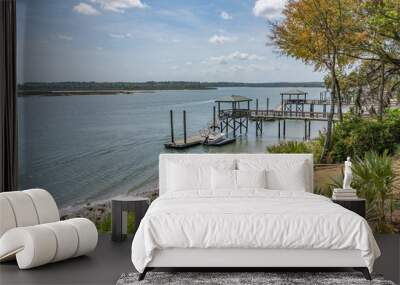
[{"x1": 219, "y1": 109, "x2": 339, "y2": 121}]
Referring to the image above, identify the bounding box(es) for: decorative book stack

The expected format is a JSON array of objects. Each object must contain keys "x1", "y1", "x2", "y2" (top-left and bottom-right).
[{"x1": 332, "y1": 188, "x2": 358, "y2": 200}]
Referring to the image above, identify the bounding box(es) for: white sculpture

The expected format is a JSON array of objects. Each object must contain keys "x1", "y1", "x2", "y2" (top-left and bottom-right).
[{"x1": 343, "y1": 157, "x2": 352, "y2": 190}]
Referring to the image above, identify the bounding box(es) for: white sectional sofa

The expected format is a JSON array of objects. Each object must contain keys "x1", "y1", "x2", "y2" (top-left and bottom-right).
[{"x1": 0, "y1": 189, "x2": 98, "y2": 269}]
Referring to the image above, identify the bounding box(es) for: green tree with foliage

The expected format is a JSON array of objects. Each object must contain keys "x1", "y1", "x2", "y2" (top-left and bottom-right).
[{"x1": 271, "y1": 0, "x2": 363, "y2": 162}]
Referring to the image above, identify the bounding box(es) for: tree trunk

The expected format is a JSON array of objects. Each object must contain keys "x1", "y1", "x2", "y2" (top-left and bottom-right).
[
  {"x1": 379, "y1": 62, "x2": 385, "y2": 120},
  {"x1": 333, "y1": 69, "x2": 343, "y2": 122},
  {"x1": 356, "y1": 85, "x2": 362, "y2": 115},
  {"x1": 320, "y1": 67, "x2": 337, "y2": 163}
]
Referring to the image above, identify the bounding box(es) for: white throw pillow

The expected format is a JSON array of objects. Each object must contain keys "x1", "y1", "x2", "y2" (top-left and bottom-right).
[
  {"x1": 211, "y1": 168, "x2": 236, "y2": 191},
  {"x1": 236, "y1": 169, "x2": 267, "y2": 189},
  {"x1": 267, "y1": 162, "x2": 307, "y2": 191},
  {"x1": 167, "y1": 159, "x2": 236, "y2": 192},
  {"x1": 238, "y1": 159, "x2": 307, "y2": 191},
  {"x1": 167, "y1": 162, "x2": 210, "y2": 191}
]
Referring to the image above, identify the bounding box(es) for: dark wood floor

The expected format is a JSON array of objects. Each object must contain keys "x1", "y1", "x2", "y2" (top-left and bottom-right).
[
  {"x1": 1, "y1": 234, "x2": 398, "y2": 285},
  {"x1": 0, "y1": 234, "x2": 134, "y2": 285}
]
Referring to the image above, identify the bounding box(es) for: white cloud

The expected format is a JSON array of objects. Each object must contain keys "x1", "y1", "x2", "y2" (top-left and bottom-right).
[
  {"x1": 109, "y1": 33, "x2": 132, "y2": 39},
  {"x1": 231, "y1": 65, "x2": 245, "y2": 72},
  {"x1": 220, "y1": 11, "x2": 232, "y2": 20},
  {"x1": 185, "y1": 61, "x2": 193, "y2": 65},
  {"x1": 96, "y1": 46, "x2": 104, "y2": 51},
  {"x1": 253, "y1": 0, "x2": 286, "y2": 20},
  {"x1": 208, "y1": 51, "x2": 265, "y2": 65},
  {"x1": 57, "y1": 34, "x2": 73, "y2": 41},
  {"x1": 208, "y1": 35, "x2": 237, "y2": 45},
  {"x1": 211, "y1": 57, "x2": 228, "y2": 64},
  {"x1": 73, "y1": 3, "x2": 100, "y2": 15},
  {"x1": 90, "y1": 0, "x2": 146, "y2": 13},
  {"x1": 230, "y1": 51, "x2": 264, "y2": 61}
]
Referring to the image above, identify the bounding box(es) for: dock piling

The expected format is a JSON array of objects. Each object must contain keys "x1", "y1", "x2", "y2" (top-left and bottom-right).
[
  {"x1": 213, "y1": 106, "x2": 216, "y2": 131},
  {"x1": 170, "y1": 110, "x2": 175, "y2": 144},
  {"x1": 256, "y1": 120, "x2": 263, "y2": 136},
  {"x1": 283, "y1": 120, "x2": 286, "y2": 139},
  {"x1": 183, "y1": 110, "x2": 187, "y2": 144},
  {"x1": 256, "y1": 99, "x2": 259, "y2": 115},
  {"x1": 233, "y1": 119, "x2": 236, "y2": 137},
  {"x1": 278, "y1": 120, "x2": 281, "y2": 140},
  {"x1": 310, "y1": 103, "x2": 314, "y2": 118}
]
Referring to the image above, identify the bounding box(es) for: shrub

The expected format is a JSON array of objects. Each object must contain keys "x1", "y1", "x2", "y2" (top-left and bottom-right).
[
  {"x1": 352, "y1": 151, "x2": 395, "y2": 233},
  {"x1": 330, "y1": 112, "x2": 400, "y2": 163},
  {"x1": 267, "y1": 140, "x2": 311, "y2": 154},
  {"x1": 98, "y1": 213, "x2": 112, "y2": 233},
  {"x1": 385, "y1": 108, "x2": 400, "y2": 143},
  {"x1": 267, "y1": 139, "x2": 326, "y2": 164},
  {"x1": 266, "y1": 110, "x2": 400, "y2": 165}
]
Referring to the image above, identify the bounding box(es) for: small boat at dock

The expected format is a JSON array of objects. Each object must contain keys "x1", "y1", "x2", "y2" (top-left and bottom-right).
[{"x1": 202, "y1": 132, "x2": 236, "y2": 146}]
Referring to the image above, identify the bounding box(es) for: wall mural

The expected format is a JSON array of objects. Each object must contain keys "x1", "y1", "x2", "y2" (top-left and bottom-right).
[{"x1": 16, "y1": 0, "x2": 400, "y2": 234}]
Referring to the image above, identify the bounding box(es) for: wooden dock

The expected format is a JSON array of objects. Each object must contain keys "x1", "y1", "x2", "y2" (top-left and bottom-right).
[
  {"x1": 164, "y1": 110, "x2": 205, "y2": 149},
  {"x1": 219, "y1": 109, "x2": 340, "y2": 122},
  {"x1": 283, "y1": 99, "x2": 353, "y2": 106},
  {"x1": 249, "y1": 110, "x2": 340, "y2": 121},
  {"x1": 164, "y1": 135, "x2": 204, "y2": 149},
  {"x1": 164, "y1": 90, "x2": 354, "y2": 148}
]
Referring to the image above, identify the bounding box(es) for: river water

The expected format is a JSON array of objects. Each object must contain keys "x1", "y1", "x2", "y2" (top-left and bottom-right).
[{"x1": 18, "y1": 87, "x2": 327, "y2": 207}]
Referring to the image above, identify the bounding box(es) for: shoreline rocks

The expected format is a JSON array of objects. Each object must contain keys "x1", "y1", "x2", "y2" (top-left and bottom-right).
[{"x1": 60, "y1": 189, "x2": 159, "y2": 225}]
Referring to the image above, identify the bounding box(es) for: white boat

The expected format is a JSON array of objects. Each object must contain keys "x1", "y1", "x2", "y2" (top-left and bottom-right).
[{"x1": 205, "y1": 132, "x2": 226, "y2": 144}]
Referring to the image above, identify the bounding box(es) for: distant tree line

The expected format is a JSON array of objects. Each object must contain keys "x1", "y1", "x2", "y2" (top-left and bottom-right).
[{"x1": 17, "y1": 81, "x2": 325, "y2": 94}]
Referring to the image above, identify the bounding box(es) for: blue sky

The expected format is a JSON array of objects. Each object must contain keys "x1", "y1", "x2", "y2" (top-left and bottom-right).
[{"x1": 17, "y1": 0, "x2": 323, "y2": 83}]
